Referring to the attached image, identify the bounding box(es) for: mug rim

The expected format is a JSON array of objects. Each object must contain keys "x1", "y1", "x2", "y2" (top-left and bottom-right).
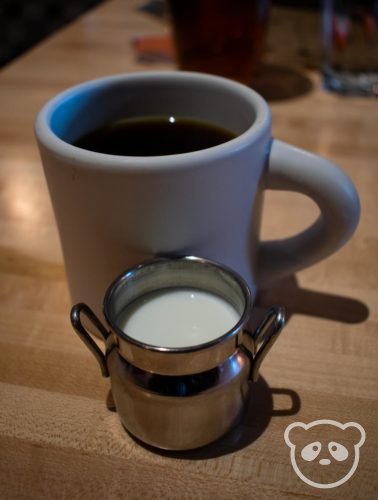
[
  {"x1": 35, "y1": 71, "x2": 271, "y2": 172},
  {"x1": 102, "y1": 255, "x2": 253, "y2": 354}
]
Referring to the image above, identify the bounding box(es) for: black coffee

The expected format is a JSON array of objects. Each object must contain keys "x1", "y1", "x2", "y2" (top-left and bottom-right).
[{"x1": 73, "y1": 116, "x2": 236, "y2": 156}]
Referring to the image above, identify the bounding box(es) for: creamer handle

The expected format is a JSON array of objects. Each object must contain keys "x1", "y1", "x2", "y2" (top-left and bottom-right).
[
  {"x1": 244, "y1": 306, "x2": 285, "y2": 382},
  {"x1": 70, "y1": 302, "x2": 110, "y2": 377}
]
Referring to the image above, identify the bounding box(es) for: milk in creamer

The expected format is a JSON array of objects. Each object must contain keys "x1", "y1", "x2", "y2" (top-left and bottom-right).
[{"x1": 117, "y1": 288, "x2": 240, "y2": 348}]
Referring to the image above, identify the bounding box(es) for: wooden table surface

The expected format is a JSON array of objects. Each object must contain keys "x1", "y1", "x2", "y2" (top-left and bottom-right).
[{"x1": 0, "y1": 1, "x2": 376, "y2": 498}]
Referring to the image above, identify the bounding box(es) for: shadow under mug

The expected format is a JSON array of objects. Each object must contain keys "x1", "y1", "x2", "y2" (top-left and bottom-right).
[{"x1": 35, "y1": 71, "x2": 360, "y2": 315}]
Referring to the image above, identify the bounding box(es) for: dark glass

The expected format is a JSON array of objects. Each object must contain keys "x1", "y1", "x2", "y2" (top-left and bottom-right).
[{"x1": 168, "y1": 0, "x2": 270, "y2": 84}]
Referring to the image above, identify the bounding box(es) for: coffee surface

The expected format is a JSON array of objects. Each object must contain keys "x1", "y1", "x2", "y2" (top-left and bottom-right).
[{"x1": 73, "y1": 116, "x2": 236, "y2": 156}]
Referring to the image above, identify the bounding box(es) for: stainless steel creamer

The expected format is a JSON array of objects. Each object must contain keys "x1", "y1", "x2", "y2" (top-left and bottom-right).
[{"x1": 71, "y1": 257, "x2": 285, "y2": 450}]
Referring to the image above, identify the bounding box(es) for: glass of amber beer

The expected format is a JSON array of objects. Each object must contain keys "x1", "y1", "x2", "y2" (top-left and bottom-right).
[{"x1": 168, "y1": 0, "x2": 270, "y2": 85}]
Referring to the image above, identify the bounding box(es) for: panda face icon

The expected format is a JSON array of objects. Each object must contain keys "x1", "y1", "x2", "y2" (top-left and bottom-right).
[{"x1": 284, "y1": 420, "x2": 365, "y2": 489}]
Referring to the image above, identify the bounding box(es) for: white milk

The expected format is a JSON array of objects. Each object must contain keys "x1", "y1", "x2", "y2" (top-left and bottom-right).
[{"x1": 117, "y1": 288, "x2": 240, "y2": 348}]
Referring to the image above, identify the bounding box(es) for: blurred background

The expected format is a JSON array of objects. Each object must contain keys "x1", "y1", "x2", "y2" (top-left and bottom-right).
[
  {"x1": 0, "y1": 0, "x2": 103, "y2": 68},
  {"x1": 2, "y1": 0, "x2": 375, "y2": 96},
  {"x1": 0, "y1": 0, "x2": 321, "y2": 69}
]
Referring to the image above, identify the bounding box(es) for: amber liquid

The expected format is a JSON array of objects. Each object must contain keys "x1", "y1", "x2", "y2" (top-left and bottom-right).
[{"x1": 168, "y1": 0, "x2": 270, "y2": 84}]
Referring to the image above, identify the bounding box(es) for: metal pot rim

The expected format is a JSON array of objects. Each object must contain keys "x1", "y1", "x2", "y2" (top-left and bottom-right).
[{"x1": 102, "y1": 256, "x2": 253, "y2": 354}]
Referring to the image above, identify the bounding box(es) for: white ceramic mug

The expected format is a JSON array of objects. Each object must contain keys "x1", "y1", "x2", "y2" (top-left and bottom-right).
[{"x1": 35, "y1": 71, "x2": 360, "y2": 314}]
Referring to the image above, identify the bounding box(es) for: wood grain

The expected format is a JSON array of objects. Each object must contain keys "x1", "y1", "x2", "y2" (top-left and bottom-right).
[{"x1": 0, "y1": 1, "x2": 377, "y2": 498}]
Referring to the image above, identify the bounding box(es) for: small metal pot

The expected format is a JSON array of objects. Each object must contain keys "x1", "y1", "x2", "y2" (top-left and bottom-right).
[{"x1": 71, "y1": 257, "x2": 285, "y2": 450}]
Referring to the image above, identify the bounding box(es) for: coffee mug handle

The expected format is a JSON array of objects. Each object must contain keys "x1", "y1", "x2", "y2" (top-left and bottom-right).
[
  {"x1": 70, "y1": 303, "x2": 110, "y2": 377},
  {"x1": 257, "y1": 139, "x2": 360, "y2": 285}
]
